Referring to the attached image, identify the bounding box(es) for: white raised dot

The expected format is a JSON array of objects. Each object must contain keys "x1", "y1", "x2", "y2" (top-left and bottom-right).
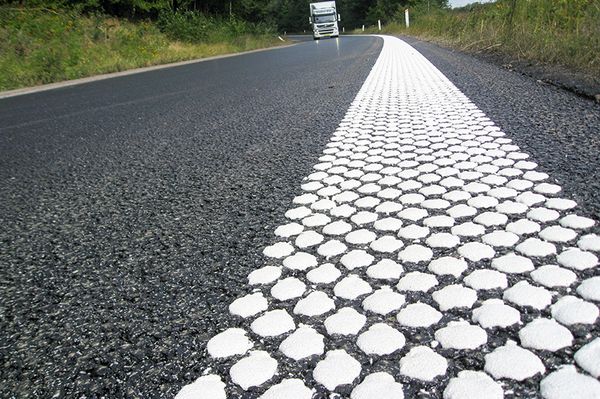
[
  {"x1": 444, "y1": 190, "x2": 472, "y2": 202},
  {"x1": 530, "y1": 265, "x2": 576, "y2": 288},
  {"x1": 331, "y1": 204, "x2": 356, "y2": 218},
  {"x1": 294, "y1": 291, "x2": 335, "y2": 317},
  {"x1": 370, "y1": 235, "x2": 404, "y2": 253},
  {"x1": 443, "y1": 371, "x2": 503, "y2": 399},
  {"x1": 340, "y1": 249, "x2": 375, "y2": 270},
  {"x1": 302, "y1": 213, "x2": 331, "y2": 227},
  {"x1": 539, "y1": 226, "x2": 577, "y2": 243},
  {"x1": 286, "y1": 206, "x2": 312, "y2": 220},
  {"x1": 503, "y1": 281, "x2": 552, "y2": 310},
  {"x1": 540, "y1": 365, "x2": 600, "y2": 399},
  {"x1": 484, "y1": 343, "x2": 545, "y2": 381},
  {"x1": 399, "y1": 346, "x2": 448, "y2": 381},
  {"x1": 355, "y1": 196, "x2": 381, "y2": 209},
  {"x1": 283, "y1": 252, "x2": 317, "y2": 271},
  {"x1": 307, "y1": 263, "x2": 341, "y2": 285},
  {"x1": 481, "y1": 230, "x2": 519, "y2": 247},
  {"x1": 398, "y1": 224, "x2": 430, "y2": 240},
  {"x1": 472, "y1": 299, "x2": 520, "y2": 328},
  {"x1": 474, "y1": 211, "x2": 508, "y2": 226},
  {"x1": 324, "y1": 307, "x2": 367, "y2": 336},
  {"x1": 464, "y1": 270, "x2": 508, "y2": 290},
  {"x1": 534, "y1": 183, "x2": 561, "y2": 195},
  {"x1": 426, "y1": 233, "x2": 461, "y2": 249},
  {"x1": 175, "y1": 375, "x2": 225, "y2": 399},
  {"x1": 506, "y1": 218, "x2": 541, "y2": 235},
  {"x1": 398, "y1": 244, "x2": 433, "y2": 263},
  {"x1": 433, "y1": 284, "x2": 477, "y2": 311},
  {"x1": 351, "y1": 372, "x2": 405, "y2": 399},
  {"x1": 279, "y1": 326, "x2": 325, "y2": 360},
  {"x1": 551, "y1": 295, "x2": 599, "y2": 325},
  {"x1": 323, "y1": 220, "x2": 353, "y2": 236},
  {"x1": 397, "y1": 271, "x2": 438, "y2": 292},
  {"x1": 259, "y1": 379, "x2": 314, "y2": 399},
  {"x1": 458, "y1": 242, "x2": 495, "y2": 262},
  {"x1": 492, "y1": 253, "x2": 534, "y2": 273},
  {"x1": 357, "y1": 323, "x2": 406, "y2": 355},
  {"x1": 435, "y1": 321, "x2": 487, "y2": 349},
  {"x1": 516, "y1": 237, "x2": 556, "y2": 257},
  {"x1": 275, "y1": 222, "x2": 304, "y2": 238},
  {"x1": 577, "y1": 276, "x2": 600, "y2": 301},
  {"x1": 207, "y1": 328, "x2": 253, "y2": 358},
  {"x1": 578, "y1": 234, "x2": 600, "y2": 251},
  {"x1": 545, "y1": 198, "x2": 577, "y2": 210},
  {"x1": 229, "y1": 292, "x2": 268, "y2": 318},
  {"x1": 428, "y1": 256, "x2": 468, "y2": 277},
  {"x1": 250, "y1": 308, "x2": 295, "y2": 337},
  {"x1": 423, "y1": 215, "x2": 455, "y2": 227},
  {"x1": 373, "y1": 217, "x2": 403, "y2": 232},
  {"x1": 515, "y1": 191, "x2": 545, "y2": 206},
  {"x1": 317, "y1": 239, "x2": 347, "y2": 258},
  {"x1": 451, "y1": 222, "x2": 486, "y2": 237},
  {"x1": 528, "y1": 207, "x2": 560, "y2": 223},
  {"x1": 447, "y1": 204, "x2": 477, "y2": 219},
  {"x1": 295, "y1": 230, "x2": 324, "y2": 248},
  {"x1": 262, "y1": 242, "x2": 294, "y2": 258},
  {"x1": 367, "y1": 258, "x2": 404, "y2": 281},
  {"x1": 334, "y1": 275, "x2": 372, "y2": 299},
  {"x1": 313, "y1": 350, "x2": 361, "y2": 391},
  {"x1": 557, "y1": 248, "x2": 598, "y2": 270},
  {"x1": 519, "y1": 318, "x2": 573, "y2": 352},
  {"x1": 560, "y1": 214, "x2": 595, "y2": 229},
  {"x1": 396, "y1": 302, "x2": 442, "y2": 327},
  {"x1": 496, "y1": 200, "x2": 528, "y2": 215},
  {"x1": 248, "y1": 266, "x2": 281, "y2": 285},
  {"x1": 468, "y1": 195, "x2": 499, "y2": 209},
  {"x1": 362, "y1": 287, "x2": 405, "y2": 315},
  {"x1": 351, "y1": 211, "x2": 378, "y2": 225},
  {"x1": 397, "y1": 207, "x2": 428, "y2": 221},
  {"x1": 575, "y1": 338, "x2": 600, "y2": 378},
  {"x1": 271, "y1": 277, "x2": 306, "y2": 301},
  {"x1": 230, "y1": 351, "x2": 277, "y2": 391},
  {"x1": 375, "y1": 201, "x2": 403, "y2": 214}
]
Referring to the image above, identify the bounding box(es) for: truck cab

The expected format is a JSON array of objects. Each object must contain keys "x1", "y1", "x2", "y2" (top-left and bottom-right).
[{"x1": 309, "y1": 1, "x2": 340, "y2": 40}]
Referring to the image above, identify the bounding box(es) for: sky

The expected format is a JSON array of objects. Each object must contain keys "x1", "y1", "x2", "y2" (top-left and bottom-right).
[{"x1": 449, "y1": 0, "x2": 495, "y2": 8}]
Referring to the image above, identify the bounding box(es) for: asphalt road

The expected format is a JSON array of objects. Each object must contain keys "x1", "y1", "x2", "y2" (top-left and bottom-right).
[
  {"x1": 1, "y1": 33, "x2": 599, "y2": 399},
  {"x1": 0, "y1": 36, "x2": 382, "y2": 398}
]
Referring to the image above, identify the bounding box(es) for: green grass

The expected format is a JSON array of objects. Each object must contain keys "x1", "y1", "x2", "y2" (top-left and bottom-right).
[
  {"x1": 359, "y1": 0, "x2": 600, "y2": 79},
  {"x1": 0, "y1": 7, "x2": 282, "y2": 91}
]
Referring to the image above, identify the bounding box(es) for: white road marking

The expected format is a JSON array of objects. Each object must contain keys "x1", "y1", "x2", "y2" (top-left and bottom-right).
[{"x1": 176, "y1": 35, "x2": 600, "y2": 398}]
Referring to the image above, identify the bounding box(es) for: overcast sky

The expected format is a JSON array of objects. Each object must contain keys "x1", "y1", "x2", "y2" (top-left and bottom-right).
[{"x1": 449, "y1": 0, "x2": 495, "y2": 8}]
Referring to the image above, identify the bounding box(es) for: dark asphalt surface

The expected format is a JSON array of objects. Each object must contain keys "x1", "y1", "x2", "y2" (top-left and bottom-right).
[
  {"x1": 2, "y1": 33, "x2": 600, "y2": 399},
  {"x1": 0, "y1": 36, "x2": 381, "y2": 398}
]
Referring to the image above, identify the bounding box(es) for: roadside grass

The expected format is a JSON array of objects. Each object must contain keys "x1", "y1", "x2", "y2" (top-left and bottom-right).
[
  {"x1": 0, "y1": 7, "x2": 282, "y2": 91},
  {"x1": 359, "y1": 0, "x2": 600, "y2": 79}
]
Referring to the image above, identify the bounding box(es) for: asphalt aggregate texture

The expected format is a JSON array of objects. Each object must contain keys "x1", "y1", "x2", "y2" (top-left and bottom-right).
[
  {"x1": 0, "y1": 36, "x2": 381, "y2": 398},
  {"x1": 402, "y1": 36, "x2": 600, "y2": 227}
]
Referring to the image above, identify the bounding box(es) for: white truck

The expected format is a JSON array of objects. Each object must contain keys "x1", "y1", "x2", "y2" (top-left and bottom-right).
[{"x1": 309, "y1": 1, "x2": 340, "y2": 40}]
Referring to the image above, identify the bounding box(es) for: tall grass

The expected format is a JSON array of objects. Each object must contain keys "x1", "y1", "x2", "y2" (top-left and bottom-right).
[
  {"x1": 367, "y1": 0, "x2": 600, "y2": 78},
  {"x1": 0, "y1": 7, "x2": 280, "y2": 91}
]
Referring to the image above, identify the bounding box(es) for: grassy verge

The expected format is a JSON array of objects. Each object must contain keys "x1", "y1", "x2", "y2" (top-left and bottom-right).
[
  {"x1": 0, "y1": 7, "x2": 283, "y2": 91},
  {"x1": 359, "y1": 0, "x2": 600, "y2": 79}
]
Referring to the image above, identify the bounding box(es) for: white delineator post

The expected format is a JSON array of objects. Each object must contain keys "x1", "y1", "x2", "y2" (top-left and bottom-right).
[
  {"x1": 405, "y1": 9, "x2": 410, "y2": 28},
  {"x1": 362, "y1": 24, "x2": 365, "y2": 32},
  {"x1": 378, "y1": 20, "x2": 381, "y2": 31}
]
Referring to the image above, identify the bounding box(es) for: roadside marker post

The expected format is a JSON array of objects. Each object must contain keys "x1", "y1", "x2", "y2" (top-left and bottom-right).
[
  {"x1": 378, "y1": 20, "x2": 381, "y2": 30},
  {"x1": 405, "y1": 9, "x2": 410, "y2": 28}
]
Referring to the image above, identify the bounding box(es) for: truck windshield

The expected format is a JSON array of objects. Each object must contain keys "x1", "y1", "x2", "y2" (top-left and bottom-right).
[{"x1": 314, "y1": 14, "x2": 335, "y2": 23}]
